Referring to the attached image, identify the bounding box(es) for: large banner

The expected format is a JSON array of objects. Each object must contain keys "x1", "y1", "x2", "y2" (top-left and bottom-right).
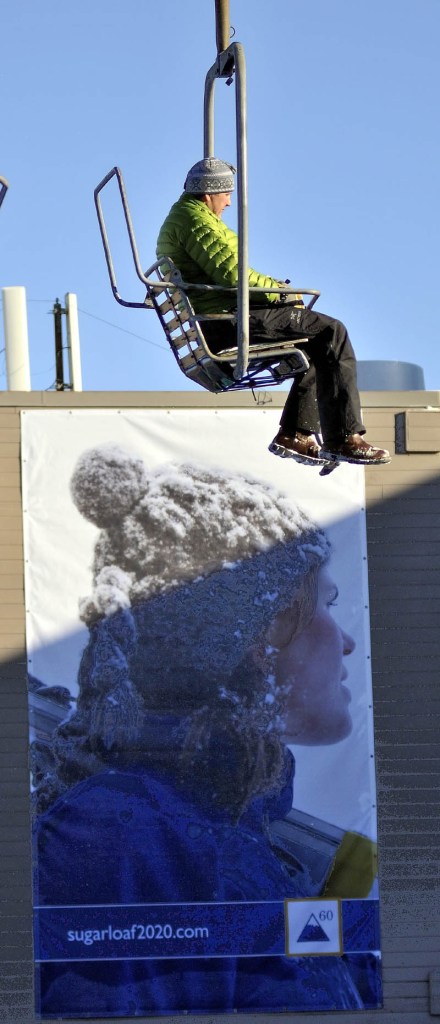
[{"x1": 22, "y1": 408, "x2": 382, "y2": 1017}]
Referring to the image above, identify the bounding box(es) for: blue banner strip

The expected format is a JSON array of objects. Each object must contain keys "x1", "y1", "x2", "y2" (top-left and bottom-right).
[{"x1": 34, "y1": 898, "x2": 380, "y2": 962}]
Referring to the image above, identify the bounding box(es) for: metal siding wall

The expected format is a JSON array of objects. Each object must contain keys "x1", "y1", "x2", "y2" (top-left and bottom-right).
[
  {"x1": 0, "y1": 392, "x2": 438, "y2": 1024},
  {"x1": 0, "y1": 407, "x2": 33, "y2": 1023},
  {"x1": 365, "y1": 400, "x2": 440, "y2": 1022}
]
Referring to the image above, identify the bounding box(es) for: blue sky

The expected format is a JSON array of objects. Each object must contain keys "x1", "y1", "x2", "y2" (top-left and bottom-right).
[{"x1": 1, "y1": 0, "x2": 439, "y2": 392}]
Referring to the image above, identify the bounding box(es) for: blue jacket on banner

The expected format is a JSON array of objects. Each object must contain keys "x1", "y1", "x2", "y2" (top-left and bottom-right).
[{"x1": 34, "y1": 755, "x2": 380, "y2": 1016}]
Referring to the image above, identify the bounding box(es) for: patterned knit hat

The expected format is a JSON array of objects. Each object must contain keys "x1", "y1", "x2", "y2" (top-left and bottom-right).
[
  {"x1": 70, "y1": 446, "x2": 330, "y2": 678},
  {"x1": 184, "y1": 157, "x2": 236, "y2": 194}
]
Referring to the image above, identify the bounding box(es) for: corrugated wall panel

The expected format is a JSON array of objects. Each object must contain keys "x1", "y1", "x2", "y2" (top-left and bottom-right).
[
  {"x1": 364, "y1": 399, "x2": 440, "y2": 1022},
  {"x1": 0, "y1": 391, "x2": 439, "y2": 1024}
]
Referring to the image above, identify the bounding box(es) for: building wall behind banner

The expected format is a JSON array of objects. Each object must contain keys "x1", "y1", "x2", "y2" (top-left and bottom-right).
[{"x1": 0, "y1": 389, "x2": 439, "y2": 1023}]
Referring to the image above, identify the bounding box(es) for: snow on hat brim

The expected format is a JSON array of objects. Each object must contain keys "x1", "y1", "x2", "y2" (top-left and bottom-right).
[{"x1": 184, "y1": 157, "x2": 236, "y2": 194}]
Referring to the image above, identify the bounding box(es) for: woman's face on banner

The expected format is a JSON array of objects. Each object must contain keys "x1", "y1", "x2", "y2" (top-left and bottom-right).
[{"x1": 269, "y1": 566, "x2": 355, "y2": 746}]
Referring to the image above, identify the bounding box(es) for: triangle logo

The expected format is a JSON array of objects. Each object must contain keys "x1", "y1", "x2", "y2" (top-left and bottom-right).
[{"x1": 297, "y1": 913, "x2": 330, "y2": 943}]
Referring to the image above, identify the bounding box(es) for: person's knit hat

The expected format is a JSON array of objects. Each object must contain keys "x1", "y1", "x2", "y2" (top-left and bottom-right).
[
  {"x1": 70, "y1": 446, "x2": 330, "y2": 679},
  {"x1": 184, "y1": 157, "x2": 236, "y2": 194}
]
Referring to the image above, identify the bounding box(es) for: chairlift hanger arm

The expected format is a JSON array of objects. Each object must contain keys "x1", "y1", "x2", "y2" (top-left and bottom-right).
[
  {"x1": 204, "y1": 0, "x2": 249, "y2": 381},
  {"x1": 204, "y1": 39, "x2": 248, "y2": 383}
]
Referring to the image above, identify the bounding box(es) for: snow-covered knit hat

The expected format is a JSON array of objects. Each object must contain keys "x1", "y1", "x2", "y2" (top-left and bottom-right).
[
  {"x1": 184, "y1": 157, "x2": 236, "y2": 194},
  {"x1": 71, "y1": 446, "x2": 330, "y2": 682}
]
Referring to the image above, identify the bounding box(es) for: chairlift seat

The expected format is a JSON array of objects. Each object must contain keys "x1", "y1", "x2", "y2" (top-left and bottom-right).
[{"x1": 145, "y1": 257, "x2": 311, "y2": 394}]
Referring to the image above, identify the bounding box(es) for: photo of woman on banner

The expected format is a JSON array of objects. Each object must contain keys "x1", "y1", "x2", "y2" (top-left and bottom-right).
[{"x1": 32, "y1": 446, "x2": 381, "y2": 1016}]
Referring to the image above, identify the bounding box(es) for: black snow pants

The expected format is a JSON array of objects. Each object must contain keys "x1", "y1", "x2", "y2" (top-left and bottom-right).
[{"x1": 202, "y1": 303, "x2": 365, "y2": 445}]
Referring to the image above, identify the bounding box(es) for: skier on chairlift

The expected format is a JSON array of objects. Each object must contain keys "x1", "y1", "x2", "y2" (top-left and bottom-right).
[{"x1": 157, "y1": 158, "x2": 391, "y2": 468}]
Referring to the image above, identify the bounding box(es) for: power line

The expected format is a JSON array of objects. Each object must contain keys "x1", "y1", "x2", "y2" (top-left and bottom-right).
[
  {"x1": 77, "y1": 307, "x2": 167, "y2": 351},
  {"x1": 0, "y1": 297, "x2": 168, "y2": 387},
  {"x1": 1, "y1": 298, "x2": 168, "y2": 351}
]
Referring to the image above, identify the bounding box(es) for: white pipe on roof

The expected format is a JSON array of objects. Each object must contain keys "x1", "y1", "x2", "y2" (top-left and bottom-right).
[
  {"x1": 65, "y1": 293, "x2": 83, "y2": 391},
  {"x1": 2, "y1": 286, "x2": 31, "y2": 391}
]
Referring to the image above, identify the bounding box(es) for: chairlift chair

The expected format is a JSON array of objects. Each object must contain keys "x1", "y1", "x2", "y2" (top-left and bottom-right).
[
  {"x1": 94, "y1": 166, "x2": 320, "y2": 394},
  {"x1": 0, "y1": 177, "x2": 9, "y2": 210},
  {"x1": 94, "y1": 3, "x2": 321, "y2": 394}
]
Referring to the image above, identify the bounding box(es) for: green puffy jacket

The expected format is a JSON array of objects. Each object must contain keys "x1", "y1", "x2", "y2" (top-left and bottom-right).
[{"x1": 156, "y1": 194, "x2": 283, "y2": 314}]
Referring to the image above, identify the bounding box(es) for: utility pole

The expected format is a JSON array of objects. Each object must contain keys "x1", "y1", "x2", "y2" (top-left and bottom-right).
[
  {"x1": 51, "y1": 295, "x2": 83, "y2": 391},
  {"x1": 53, "y1": 298, "x2": 65, "y2": 390}
]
